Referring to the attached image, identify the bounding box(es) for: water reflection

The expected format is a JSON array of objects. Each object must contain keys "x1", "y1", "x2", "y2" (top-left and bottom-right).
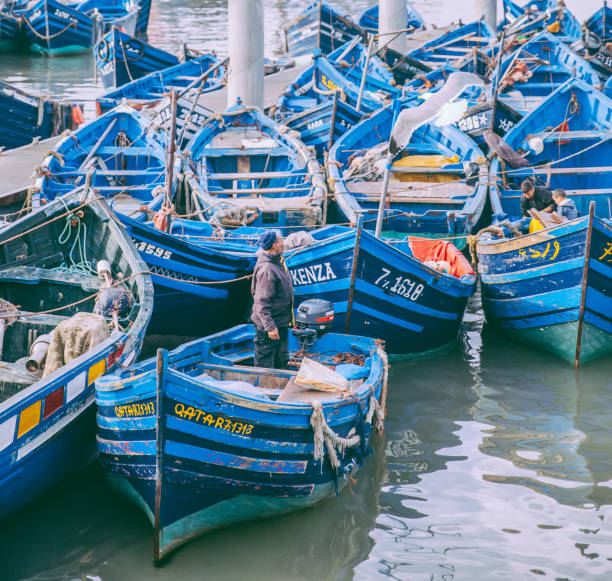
[
  {"x1": 0, "y1": 436, "x2": 386, "y2": 581},
  {"x1": 476, "y1": 329, "x2": 612, "y2": 509}
]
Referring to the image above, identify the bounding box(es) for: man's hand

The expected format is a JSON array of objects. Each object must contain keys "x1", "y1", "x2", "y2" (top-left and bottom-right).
[{"x1": 268, "y1": 328, "x2": 280, "y2": 340}]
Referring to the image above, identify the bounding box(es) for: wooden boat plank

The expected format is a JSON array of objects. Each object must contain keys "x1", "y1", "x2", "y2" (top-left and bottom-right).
[{"x1": 347, "y1": 180, "x2": 471, "y2": 200}]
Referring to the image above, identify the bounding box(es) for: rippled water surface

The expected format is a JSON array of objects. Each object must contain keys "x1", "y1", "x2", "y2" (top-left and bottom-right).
[{"x1": 1, "y1": 1, "x2": 611, "y2": 580}]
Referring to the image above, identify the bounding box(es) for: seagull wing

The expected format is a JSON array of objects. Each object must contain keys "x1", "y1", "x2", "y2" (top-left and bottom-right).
[{"x1": 389, "y1": 72, "x2": 485, "y2": 156}]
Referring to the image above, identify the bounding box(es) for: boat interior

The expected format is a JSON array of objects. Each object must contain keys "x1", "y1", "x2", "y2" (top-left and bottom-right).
[
  {"x1": 0, "y1": 201, "x2": 144, "y2": 402},
  {"x1": 40, "y1": 112, "x2": 168, "y2": 217}
]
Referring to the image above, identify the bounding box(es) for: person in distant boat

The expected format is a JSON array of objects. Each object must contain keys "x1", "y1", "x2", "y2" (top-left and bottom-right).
[
  {"x1": 520, "y1": 179, "x2": 556, "y2": 217},
  {"x1": 251, "y1": 230, "x2": 294, "y2": 369},
  {"x1": 552, "y1": 188, "x2": 578, "y2": 221}
]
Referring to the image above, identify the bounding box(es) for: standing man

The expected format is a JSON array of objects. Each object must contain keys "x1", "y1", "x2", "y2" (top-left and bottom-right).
[
  {"x1": 251, "y1": 230, "x2": 294, "y2": 369},
  {"x1": 520, "y1": 179, "x2": 556, "y2": 217}
]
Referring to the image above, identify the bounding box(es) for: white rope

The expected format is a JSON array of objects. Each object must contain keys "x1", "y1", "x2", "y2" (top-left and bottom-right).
[{"x1": 310, "y1": 401, "x2": 360, "y2": 470}]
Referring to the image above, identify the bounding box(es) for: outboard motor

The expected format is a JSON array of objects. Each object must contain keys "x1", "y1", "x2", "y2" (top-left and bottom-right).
[{"x1": 292, "y1": 299, "x2": 334, "y2": 350}]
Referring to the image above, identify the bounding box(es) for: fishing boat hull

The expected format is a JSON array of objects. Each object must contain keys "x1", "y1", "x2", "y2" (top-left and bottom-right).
[
  {"x1": 0, "y1": 81, "x2": 76, "y2": 150},
  {"x1": 134, "y1": 0, "x2": 151, "y2": 35},
  {"x1": 0, "y1": 11, "x2": 23, "y2": 50},
  {"x1": 95, "y1": 28, "x2": 179, "y2": 90},
  {"x1": 22, "y1": 0, "x2": 137, "y2": 56},
  {"x1": 286, "y1": 228, "x2": 476, "y2": 354},
  {"x1": 358, "y1": 3, "x2": 424, "y2": 33},
  {"x1": 477, "y1": 214, "x2": 612, "y2": 365},
  {"x1": 119, "y1": 216, "x2": 257, "y2": 336},
  {"x1": 283, "y1": 1, "x2": 364, "y2": 57},
  {"x1": 0, "y1": 189, "x2": 153, "y2": 517},
  {"x1": 95, "y1": 325, "x2": 385, "y2": 562}
]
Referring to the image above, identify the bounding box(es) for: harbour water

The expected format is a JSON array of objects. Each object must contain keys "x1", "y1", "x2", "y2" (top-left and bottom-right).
[{"x1": 1, "y1": 1, "x2": 612, "y2": 580}]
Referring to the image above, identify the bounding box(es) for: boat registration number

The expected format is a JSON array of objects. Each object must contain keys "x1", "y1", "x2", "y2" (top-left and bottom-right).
[
  {"x1": 133, "y1": 240, "x2": 173, "y2": 260},
  {"x1": 174, "y1": 403, "x2": 254, "y2": 436},
  {"x1": 374, "y1": 267, "x2": 424, "y2": 301}
]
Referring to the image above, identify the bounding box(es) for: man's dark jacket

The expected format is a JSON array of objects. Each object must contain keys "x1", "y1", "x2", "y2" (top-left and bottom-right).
[
  {"x1": 251, "y1": 252, "x2": 294, "y2": 331},
  {"x1": 520, "y1": 186, "x2": 556, "y2": 217}
]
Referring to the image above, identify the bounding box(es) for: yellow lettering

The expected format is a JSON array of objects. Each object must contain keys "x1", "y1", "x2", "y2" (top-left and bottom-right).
[
  {"x1": 541, "y1": 242, "x2": 550, "y2": 258},
  {"x1": 114, "y1": 406, "x2": 124, "y2": 417},
  {"x1": 203, "y1": 414, "x2": 215, "y2": 426},
  {"x1": 174, "y1": 403, "x2": 185, "y2": 418},
  {"x1": 223, "y1": 419, "x2": 232, "y2": 431},
  {"x1": 550, "y1": 241, "x2": 560, "y2": 260},
  {"x1": 213, "y1": 416, "x2": 224, "y2": 429},
  {"x1": 243, "y1": 425, "x2": 253, "y2": 436},
  {"x1": 599, "y1": 242, "x2": 612, "y2": 262}
]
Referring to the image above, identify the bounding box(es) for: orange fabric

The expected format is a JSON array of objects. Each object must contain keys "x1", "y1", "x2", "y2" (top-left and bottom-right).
[
  {"x1": 71, "y1": 105, "x2": 84, "y2": 126},
  {"x1": 407, "y1": 236, "x2": 475, "y2": 278}
]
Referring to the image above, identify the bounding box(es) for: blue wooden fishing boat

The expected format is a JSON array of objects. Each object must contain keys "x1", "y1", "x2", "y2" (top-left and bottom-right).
[
  {"x1": 33, "y1": 104, "x2": 174, "y2": 215},
  {"x1": 285, "y1": 226, "x2": 477, "y2": 354},
  {"x1": 0, "y1": 81, "x2": 80, "y2": 151},
  {"x1": 407, "y1": 20, "x2": 495, "y2": 69},
  {"x1": 21, "y1": 0, "x2": 139, "y2": 56},
  {"x1": 477, "y1": 209, "x2": 612, "y2": 366},
  {"x1": 95, "y1": 323, "x2": 387, "y2": 562},
  {"x1": 184, "y1": 106, "x2": 328, "y2": 231},
  {"x1": 95, "y1": 27, "x2": 182, "y2": 90},
  {"x1": 96, "y1": 54, "x2": 225, "y2": 144},
  {"x1": 501, "y1": 0, "x2": 581, "y2": 44},
  {"x1": 133, "y1": 0, "x2": 150, "y2": 36},
  {"x1": 579, "y1": 3, "x2": 612, "y2": 82},
  {"x1": 479, "y1": 79, "x2": 612, "y2": 366},
  {"x1": 0, "y1": 187, "x2": 152, "y2": 517},
  {"x1": 495, "y1": 31, "x2": 601, "y2": 115},
  {"x1": 329, "y1": 100, "x2": 489, "y2": 250},
  {"x1": 274, "y1": 45, "x2": 397, "y2": 161},
  {"x1": 488, "y1": 78, "x2": 612, "y2": 223},
  {"x1": 0, "y1": 0, "x2": 26, "y2": 50},
  {"x1": 283, "y1": 1, "x2": 365, "y2": 57},
  {"x1": 358, "y1": 2, "x2": 424, "y2": 34}
]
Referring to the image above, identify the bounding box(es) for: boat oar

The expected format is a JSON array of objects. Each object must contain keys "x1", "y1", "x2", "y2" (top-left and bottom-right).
[
  {"x1": 164, "y1": 90, "x2": 178, "y2": 233},
  {"x1": 356, "y1": 35, "x2": 375, "y2": 112},
  {"x1": 489, "y1": 30, "x2": 506, "y2": 132}
]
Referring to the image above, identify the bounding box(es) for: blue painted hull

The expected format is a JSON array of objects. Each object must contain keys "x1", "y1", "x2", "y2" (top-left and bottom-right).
[
  {"x1": 283, "y1": 1, "x2": 364, "y2": 57},
  {"x1": 22, "y1": 0, "x2": 137, "y2": 56},
  {"x1": 0, "y1": 81, "x2": 74, "y2": 150},
  {"x1": 477, "y1": 215, "x2": 612, "y2": 365},
  {"x1": 0, "y1": 189, "x2": 152, "y2": 518},
  {"x1": 119, "y1": 216, "x2": 258, "y2": 336},
  {"x1": 358, "y1": 3, "x2": 424, "y2": 33},
  {"x1": 286, "y1": 228, "x2": 476, "y2": 354},
  {"x1": 97, "y1": 54, "x2": 225, "y2": 144},
  {"x1": 134, "y1": 0, "x2": 150, "y2": 35},
  {"x1": 95, "y1": 28, "x2": 179, "y2": 90},
  {"x1": 274, "y1": 51, "x2": 392, "y2": 161},
  {"x1": 407, "y1": 20, "x2": 494, "y2": 68},
  {"x1": 0, "y1": 11, "x2": 23, "y2": 50},
  {"x1": 95, "y1": 325, "x2": 385, "y2": 561}
]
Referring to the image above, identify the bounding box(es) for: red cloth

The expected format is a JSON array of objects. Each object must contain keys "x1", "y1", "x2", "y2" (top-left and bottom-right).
[{"x1": 407, "y1": 237, "x2": 475, "y2": 278}]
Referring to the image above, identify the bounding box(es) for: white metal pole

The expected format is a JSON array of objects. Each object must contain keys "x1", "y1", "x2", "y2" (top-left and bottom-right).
[
  {"x1": 474, "y1": 0, "x2": 497, "y2": 31},
  {"x1": 227, "y1": 0, "x2": 264, "y2": 108},
  {"x1": 379, "y1": 0, "x2": 407, "y2": 55}
]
